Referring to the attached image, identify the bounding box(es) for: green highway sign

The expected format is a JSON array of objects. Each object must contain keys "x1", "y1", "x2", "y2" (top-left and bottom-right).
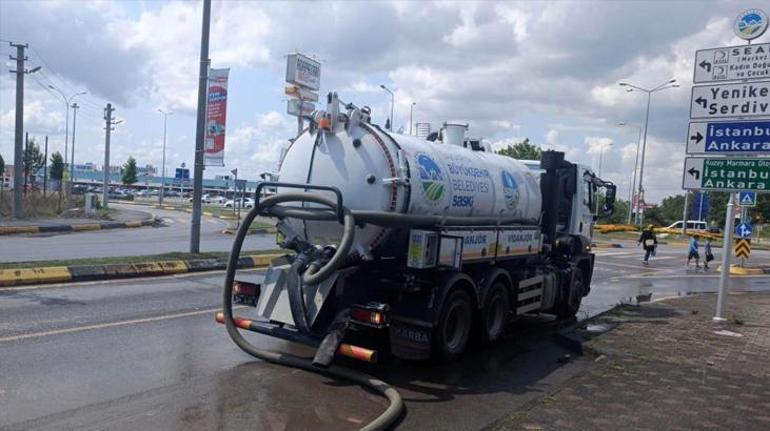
[{"x1": 683, "y1": 157, "x2": 770, "y2": 191}]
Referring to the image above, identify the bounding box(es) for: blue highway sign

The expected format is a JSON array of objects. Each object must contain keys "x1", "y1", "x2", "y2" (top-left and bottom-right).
[
  {"x1": 736, "y1": 222, "x2": 753, "y2": 238},
  {"x1": 739, "y1": 191, "x2": 757, "y2": 206},
  {"x1": 686, "y1": 120, "x2": 770, "y2": 155}
]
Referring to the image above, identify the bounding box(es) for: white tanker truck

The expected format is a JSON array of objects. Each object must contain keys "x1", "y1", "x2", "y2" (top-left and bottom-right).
[{"x1": 220, "y1": 93, "x2": 616, "y2": 367}]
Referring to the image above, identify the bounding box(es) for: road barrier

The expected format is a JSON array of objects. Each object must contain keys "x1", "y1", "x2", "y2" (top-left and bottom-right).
[{"x1": 0, "y1": 253, "x2": 284, "y2": 287}]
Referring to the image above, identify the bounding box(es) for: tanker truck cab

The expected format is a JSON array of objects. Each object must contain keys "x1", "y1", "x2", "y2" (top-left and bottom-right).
[{"x1": 221, "y1": 92, "x2": 617, "y2": 365}]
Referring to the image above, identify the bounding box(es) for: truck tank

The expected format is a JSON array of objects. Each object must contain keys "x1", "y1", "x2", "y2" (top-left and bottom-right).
[{"x1": 276, "y1": 120, "x2": 542, "y2": 258}]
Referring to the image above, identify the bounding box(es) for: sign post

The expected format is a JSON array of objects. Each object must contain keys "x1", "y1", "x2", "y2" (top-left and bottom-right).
[
  {"x1": 285, "y1": 53, "x2": 321, "y2": 136},
  {"x1": 715, "y1": 193, "x2": 736, "y2": 321},
  {"x1": 687, "y1": 8, "x2": 769, "y2": 322}
]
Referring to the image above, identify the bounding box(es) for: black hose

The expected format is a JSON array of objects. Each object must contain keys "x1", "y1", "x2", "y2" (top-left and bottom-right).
[{"x1": 223, "y1": 194, "x2": 404, "y2": 431}]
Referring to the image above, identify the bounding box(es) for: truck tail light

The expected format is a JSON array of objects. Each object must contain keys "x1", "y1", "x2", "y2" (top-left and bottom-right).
[{"x1": 350, "y1": 303, "x2": 389, "y2": 327}]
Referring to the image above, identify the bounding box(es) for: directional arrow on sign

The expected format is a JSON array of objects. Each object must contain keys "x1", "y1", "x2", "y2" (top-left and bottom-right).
[
  {"x1": 688, "y1": 167, "x2": 700, "y2": 180},
  {"x1": 699, "y1": 60, "x2": 711, "y2": 72},
  {"x1": 689, "y1": 132, "x2": 703, "y2": 144},
  {"x1": 694, "y1": 97, "x2": 707, "y2": 108}
]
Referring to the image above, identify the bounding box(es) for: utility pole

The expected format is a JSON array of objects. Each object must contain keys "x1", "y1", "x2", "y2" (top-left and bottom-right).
[
  {"x1": 10, "y1": 42, "x2": 28, "y2": 218},
  {"x1": 43, "y1": 136, "x2": 48, "y2": 197},
  {"x1": 23, "y1": 132, "x2": 28, "y2": 194},
  {"x1": 190, "y1": 0, "x2": 211, "y2": 254},
  {"x1": 158, "y1": 109, "x2": 172, "y2": 206},
  {"x1": 102, "y1": 103, "x2": 115, "y2": 209},
  {"x1": 70, "y1": 103, "x2": 79, "y2": 190}
]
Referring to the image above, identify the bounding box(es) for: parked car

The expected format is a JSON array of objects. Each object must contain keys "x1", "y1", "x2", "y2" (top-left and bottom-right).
[
  {"x1": 224, "y1": 197, "x2": 254, "y2": 208},
  {"x1": 666, "y1": 220, "x2": 707, "y2": 231}
]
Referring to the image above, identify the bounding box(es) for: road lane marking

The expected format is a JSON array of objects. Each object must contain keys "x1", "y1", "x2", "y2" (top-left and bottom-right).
[
  {"x1": 0, "y1": 305, "x2": 246, "y2": 343},
  {"x1": 596, "y1": 261, "x2": 665, "y2": 271}
]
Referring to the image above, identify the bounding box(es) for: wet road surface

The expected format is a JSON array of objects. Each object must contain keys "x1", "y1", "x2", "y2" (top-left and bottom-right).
[{"x1": 1, "y1": 243, "x2": 769, "y2": 430}]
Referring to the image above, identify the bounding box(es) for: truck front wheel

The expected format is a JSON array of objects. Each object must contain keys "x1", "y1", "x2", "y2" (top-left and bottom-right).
[
  {"x1": 434, "y1": 289, "x2": 473, "y2": 363},
  {"x1": 554, "y1": 271, "x2": 584, "y2": 320}
]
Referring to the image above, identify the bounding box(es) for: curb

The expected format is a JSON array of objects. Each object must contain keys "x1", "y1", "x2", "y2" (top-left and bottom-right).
[
  {"x1": 156, "y1": 204, "x2": 238, "y2": 220},
  {"x1": 221, "y1": 226, "x2": 276, "y2": 235},
  {"x1": 0, "y1": 253, "x2": 283, "y2": 287},
  {"x1": 716, "y1": 264, "x2": 770, "y2": 275},
  {"x1": 0, "y1": 217, "x2": 158, "y2": 236}
]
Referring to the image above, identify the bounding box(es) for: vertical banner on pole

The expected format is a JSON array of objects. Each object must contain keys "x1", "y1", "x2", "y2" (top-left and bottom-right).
[{"x1": 204, "y1": 68, "x2": 229, "y2": 167}]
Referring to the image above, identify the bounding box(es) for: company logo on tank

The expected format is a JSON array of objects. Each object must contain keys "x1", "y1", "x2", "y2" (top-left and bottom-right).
[
  {"x1": 417, "y1": 154, "x2": 445, "y2": 202},
  {"x1": 501, "y1": 171, "x2": 520, "y2": 209}
]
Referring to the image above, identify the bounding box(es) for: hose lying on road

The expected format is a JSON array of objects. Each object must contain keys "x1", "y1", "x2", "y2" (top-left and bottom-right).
[{"x1": 222, "y1": 192, "x2": 403, "y2": 431}]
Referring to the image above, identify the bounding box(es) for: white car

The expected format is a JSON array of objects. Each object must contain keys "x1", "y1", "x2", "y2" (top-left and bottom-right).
[{"x1": 224, "y1": 197, "x2": 254, "y2": 208}]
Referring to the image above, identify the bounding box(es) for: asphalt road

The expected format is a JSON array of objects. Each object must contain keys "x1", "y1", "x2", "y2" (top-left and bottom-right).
[
  {"x1": 2, "y1": 244, "x2": 770, "y2": 430},
  {"x1": 0, "y1": 204, "x2": 277, "y2": 262}
]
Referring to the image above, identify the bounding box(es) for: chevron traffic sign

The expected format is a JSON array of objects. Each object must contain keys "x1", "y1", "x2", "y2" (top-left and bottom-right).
[{"x1": 734, "y1": 238, "x2": 751, "y2": 259}]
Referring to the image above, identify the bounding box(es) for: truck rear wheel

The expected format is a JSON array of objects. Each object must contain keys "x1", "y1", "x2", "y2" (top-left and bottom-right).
[
  {"x1": 479, "y1": 281, "x2": 509, "y2": 345},
  {"x1": 434, "y1": 289, "x2": 473, "y2": 363}
]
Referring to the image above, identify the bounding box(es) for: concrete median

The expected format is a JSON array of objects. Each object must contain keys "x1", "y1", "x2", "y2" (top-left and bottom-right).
[
  {"x1": 0, "y1": 218, "x2": 157, "y2": 236},
  {"x1": 0, "y1": 253, "x2": 282, "y2": 287}
]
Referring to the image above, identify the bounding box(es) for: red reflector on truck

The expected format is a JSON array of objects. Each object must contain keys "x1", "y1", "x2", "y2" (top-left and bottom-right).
[{"x1": 351, "y1": 308, "x2": 386, "y2": 326}]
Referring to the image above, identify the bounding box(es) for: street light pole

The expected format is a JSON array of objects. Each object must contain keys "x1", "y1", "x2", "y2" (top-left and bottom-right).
[
  {"x1": 595, "y1": 142, "x2": 613, "y2": 213},
  {"x1": 69, "y1": 103, "x2": 80, "y2": 190},
  {"x1": 48, "y1": 86, "x2": 86, "y2": 167},
  {"x1": 190, "y1": 0, "x2": 211, "y2": 254},
  {"x1": 619, "y1": 79, "x2": 679, "y2": 226},
  {"x1": 158, "y1": 109, "x2": 172, "y2": 206},
  {"x1": 618, "y1": 122, "x2": 642, "y2": 224},
  {"x1": 409, "y1": 102, "x2": 416, "y2": 135},
  {"x1": 380, "y1": 84, "x2": 394, "y2": 131}
]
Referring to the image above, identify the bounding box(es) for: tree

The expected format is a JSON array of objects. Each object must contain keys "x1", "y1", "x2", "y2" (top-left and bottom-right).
[
  {"x1": 496, "y1": 138, "x2": 542, "y2": 160},
  {"x1": 23, "y1": 139, "x2": 44, "y2": 186},
  {"x1": 121, "y1": 156, "x2": 138, "y2": 185},
  {"x1": 50, "y1": 152, "x2": 64, "y2": 184},
  {"x1": 49, "y1": 152, "x2": 65, "y2": 211},
  {"x1": 0, "y1": 153, "x2": 5, "y2": 178}
]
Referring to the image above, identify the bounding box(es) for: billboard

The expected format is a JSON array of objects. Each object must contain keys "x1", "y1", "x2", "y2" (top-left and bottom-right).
[
  {"x1": 286, "y1": 53, "x2": 321, "y2": 91},
  {"x1": 205, "y1": 68, "x2": 230, "y2": 166}
]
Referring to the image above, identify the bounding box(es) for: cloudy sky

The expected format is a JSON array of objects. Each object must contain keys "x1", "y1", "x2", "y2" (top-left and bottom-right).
[{"x1": 0, "y1": 0, "x2": 767, "y2": 203}]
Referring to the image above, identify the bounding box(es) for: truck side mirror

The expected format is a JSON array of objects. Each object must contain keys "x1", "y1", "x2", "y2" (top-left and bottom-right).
[{"x1": 603, "y1": 184, "x2": 617, "y2": 216}]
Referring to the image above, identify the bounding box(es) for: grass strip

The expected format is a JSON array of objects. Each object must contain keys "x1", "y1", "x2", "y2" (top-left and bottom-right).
[{"x1": 0, "y1": 249, "x2": 283, "y2": 270}]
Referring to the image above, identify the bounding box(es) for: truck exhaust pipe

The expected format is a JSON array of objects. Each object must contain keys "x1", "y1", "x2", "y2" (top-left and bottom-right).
[{"x1": 540, "y1": 150, "x2": 565, "y2": 250}]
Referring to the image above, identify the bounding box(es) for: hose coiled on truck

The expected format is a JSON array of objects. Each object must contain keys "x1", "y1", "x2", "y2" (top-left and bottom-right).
[{"x1": 222, "y1": 192, "x2": 404, "y2": 431}]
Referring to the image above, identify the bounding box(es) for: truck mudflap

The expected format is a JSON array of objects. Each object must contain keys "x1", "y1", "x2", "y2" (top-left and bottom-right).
[{"x1": 389, "y1": 316, "x2": 433, "y2": 361}]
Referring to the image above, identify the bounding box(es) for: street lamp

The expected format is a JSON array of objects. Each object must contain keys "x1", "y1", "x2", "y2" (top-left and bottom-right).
[
  {"x1": 380, "y1": 84, "x2": 394, "y2": 131},
  {"x1": 595, "y1": 142, "x2": 614, "y2": 213},
  {"x1": 158, "y1": 109, "x2": 173, "y2": 205},
  {"x1": 619, "y1": 78, "x2": 679, "y2": 226},
  {"x1": 409, "y1": 102, "x2": 416, "y2": 135},
  {"x1": 618, "y1": 122, "x2": 642, "y2": 225},
  {"x1": 47, "y1": 85, "x2": 86, "y2": 167}
]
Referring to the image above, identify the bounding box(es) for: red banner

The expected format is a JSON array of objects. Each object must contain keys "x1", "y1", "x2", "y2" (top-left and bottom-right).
[{"x1": 205, "y1": 68, "x2": 229, "y2": 166}]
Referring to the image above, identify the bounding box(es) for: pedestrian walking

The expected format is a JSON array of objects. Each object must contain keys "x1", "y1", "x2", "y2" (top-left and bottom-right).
[
  {"x1": 638, "y1": 224, "x2": 657, "y2": 265},
  {"x1": 704, "y1": 238, "x2": 714, "y2": 270},
  {"x1": 687, "y1": 235, "x2": 700, "y2": 268}
]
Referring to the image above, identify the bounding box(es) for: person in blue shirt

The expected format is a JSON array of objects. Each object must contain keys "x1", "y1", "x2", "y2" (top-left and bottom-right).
[
  {"x1": 704, "y1": 238, "x2": 714, "y2": 270},
  {"x1": 687, "y1": 235, "x2": 700, "y2": 268}
]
